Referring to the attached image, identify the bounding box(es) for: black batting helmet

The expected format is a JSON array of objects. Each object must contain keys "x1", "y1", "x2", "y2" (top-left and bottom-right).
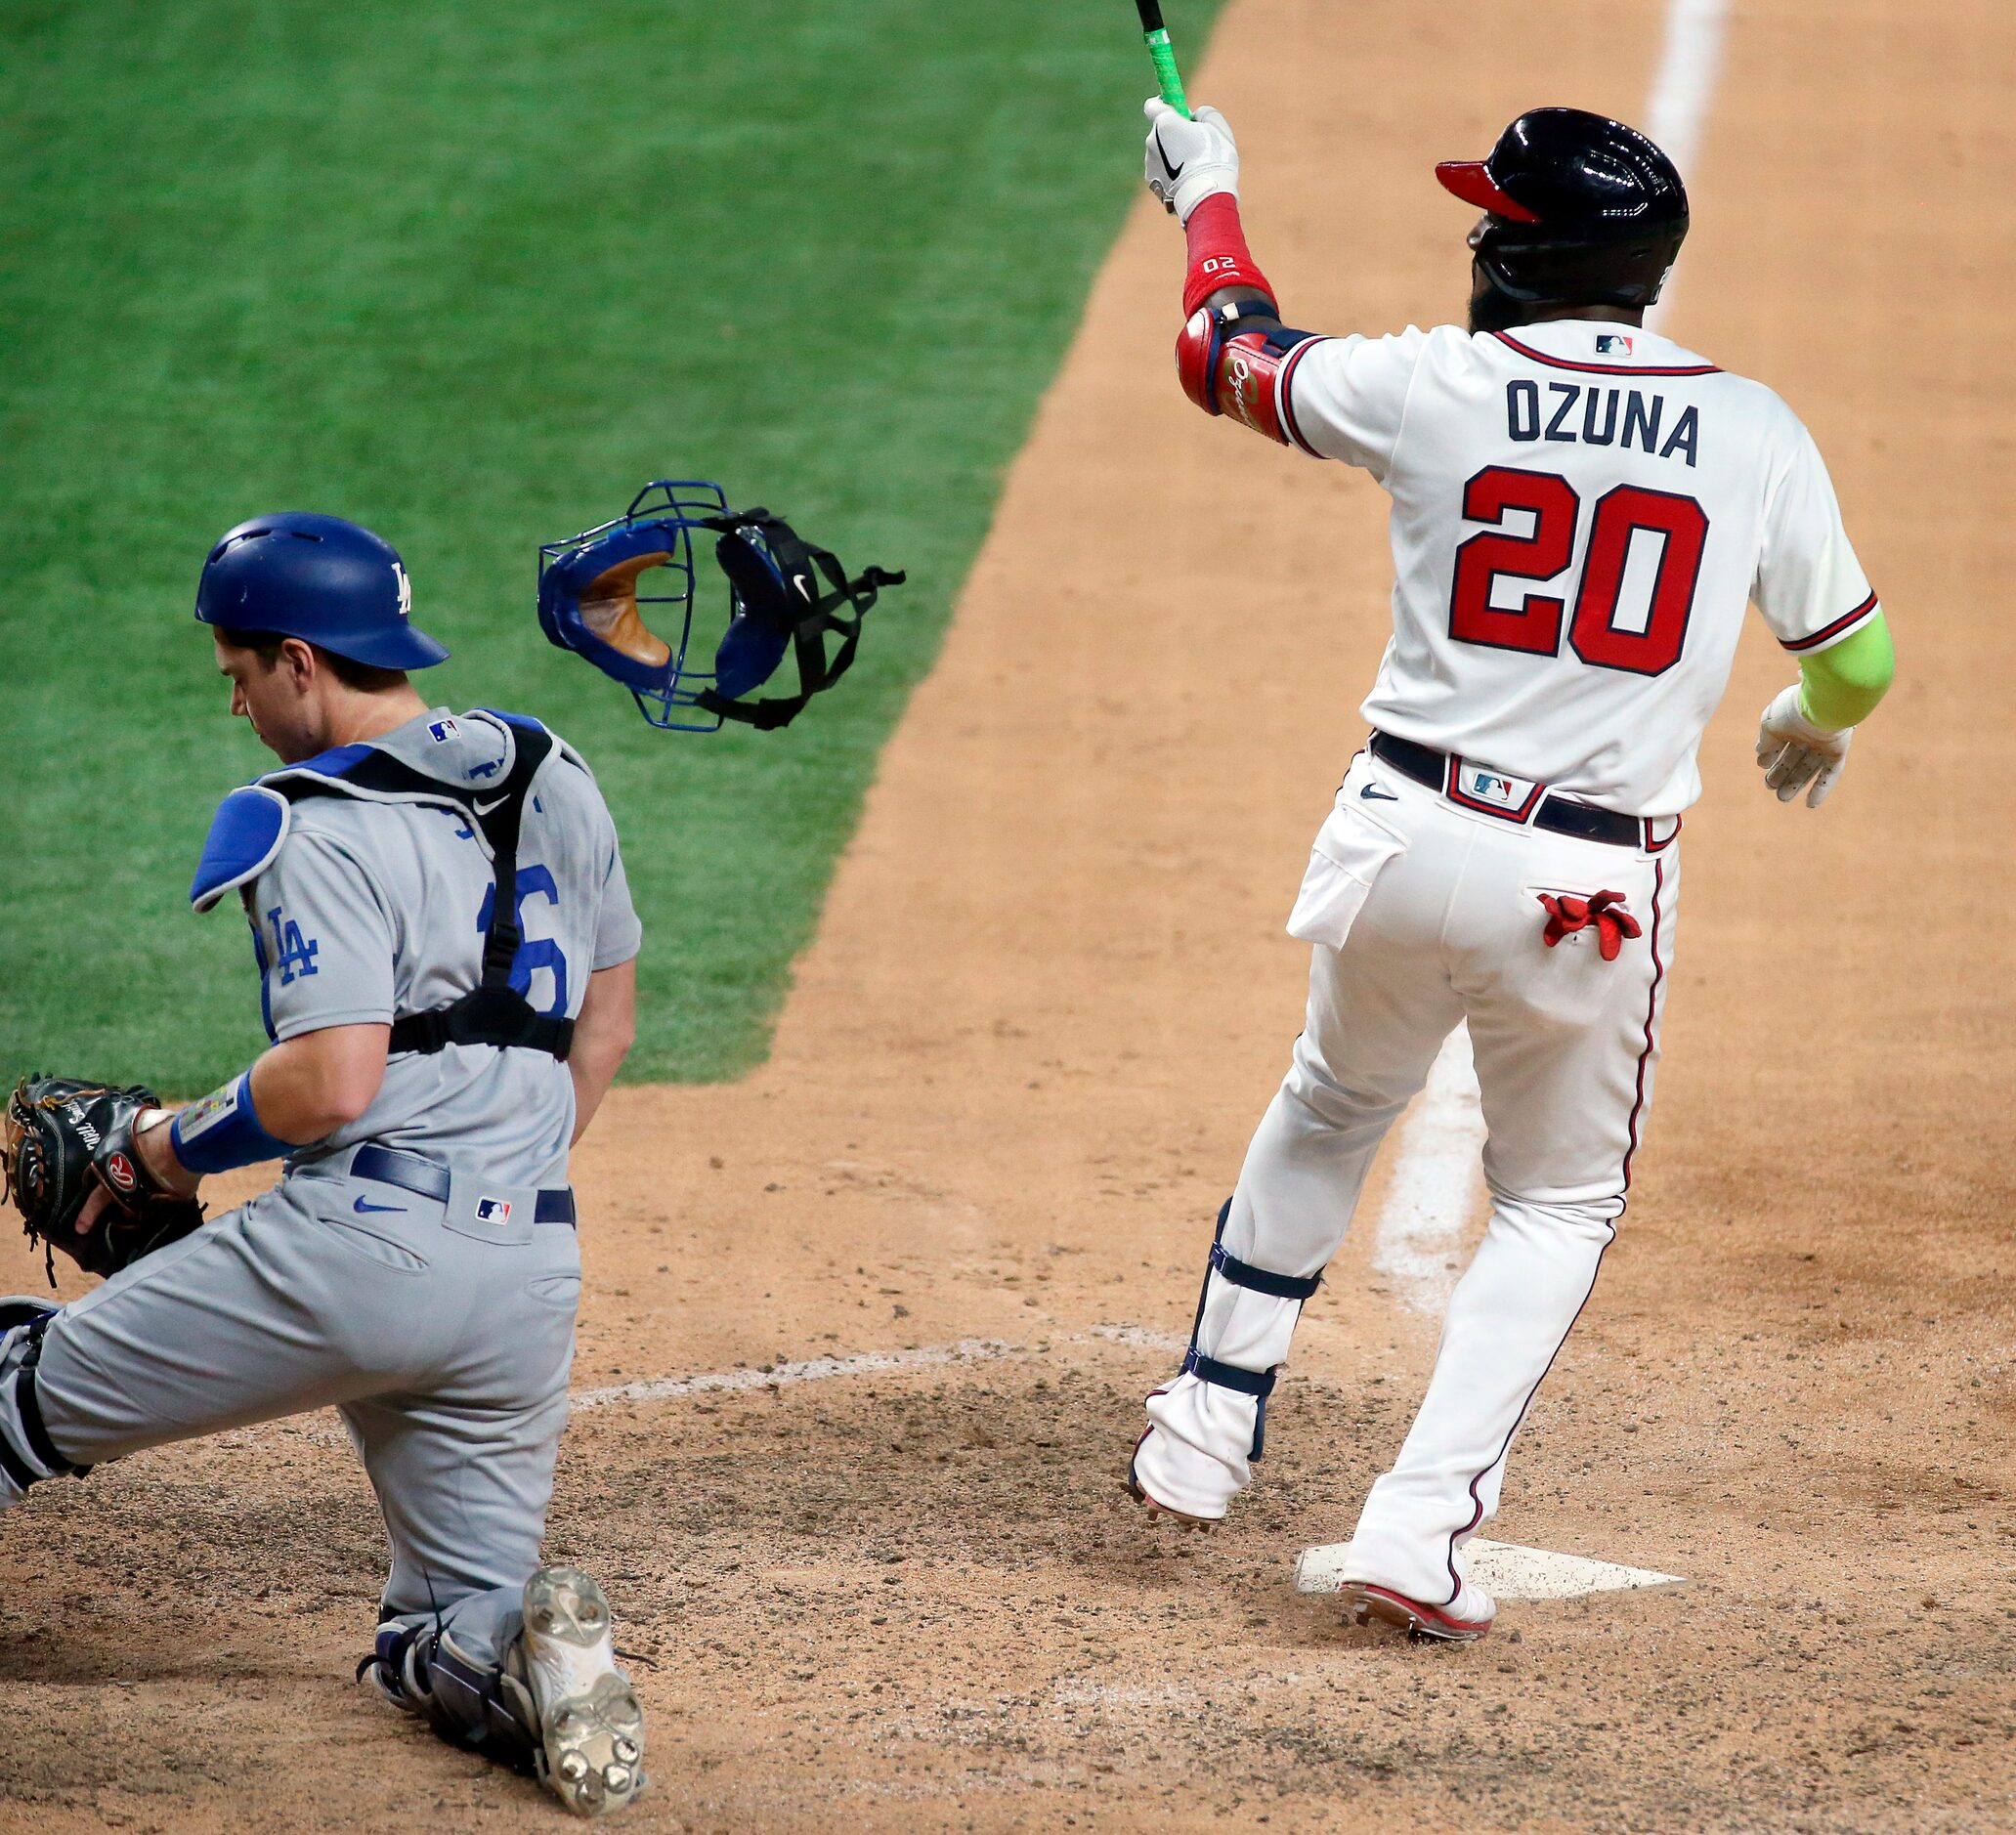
[{"x1": 1437, "y1": 107, "x2": 1689, "y2": 312}]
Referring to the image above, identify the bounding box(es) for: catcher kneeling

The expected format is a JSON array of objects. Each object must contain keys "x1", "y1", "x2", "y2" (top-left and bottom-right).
[{"x1": 0, "y1": 514, "x2": 650, "y2": 1816}]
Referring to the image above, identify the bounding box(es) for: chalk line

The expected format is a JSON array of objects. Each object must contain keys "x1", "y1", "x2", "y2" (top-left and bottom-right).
[
  {"x1": 574, "y1": 1322, "x2": 1185, "y2": 1412},
  {"x1": 1370, "y1": 1024, "x2": 1486, "y2": 1313},
  {"x1": 1645, "y1": 0, "x2": 1732, "y2": 324}
]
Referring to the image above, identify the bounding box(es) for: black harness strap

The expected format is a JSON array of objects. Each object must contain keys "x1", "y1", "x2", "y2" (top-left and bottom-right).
[
  {"x1": 274, "y1": 726, "x2": 574, "y2": 1061},
  {"x1": 696, "y1": 511, "x2": 904, "y2": 731}
]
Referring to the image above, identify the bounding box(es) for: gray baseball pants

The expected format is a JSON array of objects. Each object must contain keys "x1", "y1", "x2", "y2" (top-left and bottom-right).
[{"x1": 5, "y1": 1157, "x2": 580, "y2": 1668}]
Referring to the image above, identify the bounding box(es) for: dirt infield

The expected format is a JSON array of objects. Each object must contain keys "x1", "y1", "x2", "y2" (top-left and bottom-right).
[{"x1": 5, "y1": 1, "x2": 2013, "y2": 1830}]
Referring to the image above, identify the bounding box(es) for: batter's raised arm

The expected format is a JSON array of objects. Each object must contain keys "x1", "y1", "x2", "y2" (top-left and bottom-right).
[{"x1": 1144, "y1": 99, "x2": 1311, "y2": 445}]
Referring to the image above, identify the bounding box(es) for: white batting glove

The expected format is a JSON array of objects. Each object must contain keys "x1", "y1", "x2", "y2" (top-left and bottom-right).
[
  {"x1": 1756, "y1": 684, "x2": 1854, "y2": 808},
  {"x1": 1144, "y1": 98, "x2": 1240, "y2": 224}
]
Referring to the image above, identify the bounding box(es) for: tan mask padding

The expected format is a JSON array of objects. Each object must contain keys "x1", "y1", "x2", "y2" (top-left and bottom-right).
[{"x1": 578, "y1": 551, "x2": 674, "y2": 668}]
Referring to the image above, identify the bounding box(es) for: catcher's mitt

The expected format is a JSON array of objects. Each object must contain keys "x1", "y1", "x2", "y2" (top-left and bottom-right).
[{"x1": 2, "y1": 1077, "x2": 205, "y2": 1284}]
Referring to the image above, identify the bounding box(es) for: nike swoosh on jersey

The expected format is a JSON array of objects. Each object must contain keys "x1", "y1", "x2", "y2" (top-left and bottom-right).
[
  {"x1": 1359, "y1": 784, "x2": 1400, "y2": 801},
  {"x1": 473, "y1": 795, "x2": 505, "y2": 816},
  {"x1": 353, "y1": 1197, "x2": 407, "y2": 1215}
]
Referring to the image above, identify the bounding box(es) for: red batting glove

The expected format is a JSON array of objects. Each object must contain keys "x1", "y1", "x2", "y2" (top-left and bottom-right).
[{"x1": 1538, "y1": 890, "x2": 1643, "y2": 962}]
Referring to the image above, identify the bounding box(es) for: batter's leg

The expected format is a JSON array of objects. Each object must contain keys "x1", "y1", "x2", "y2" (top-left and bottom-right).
[
  {"x1": 1134, "y1": 919, "x2": 1465, "y2": 1521},
  {"x1": 1344, "y1": 842, "x2": 1679, "y2": 1622}
]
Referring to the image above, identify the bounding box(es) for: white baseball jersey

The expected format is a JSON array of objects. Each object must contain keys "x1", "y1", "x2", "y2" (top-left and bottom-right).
[{"x1": 1278, "y1": 317, "x2": 1880, "y2": 817}]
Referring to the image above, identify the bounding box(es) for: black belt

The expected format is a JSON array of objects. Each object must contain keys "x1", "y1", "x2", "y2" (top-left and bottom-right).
[
  {"x1": 351, "y1": 1143, "x2": 577, "y2": 1226},
  {"x1": 1368, "y1": 732, "x2": 1655, "y2": 849}
]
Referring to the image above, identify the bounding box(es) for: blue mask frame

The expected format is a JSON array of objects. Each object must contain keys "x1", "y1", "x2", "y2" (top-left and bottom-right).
[
  {"x1": 539, "y1": 479, "x2": 905, "y2": 734},
  {"x1": 536, "y1": 479, "x2": 745, "y2": 732}
]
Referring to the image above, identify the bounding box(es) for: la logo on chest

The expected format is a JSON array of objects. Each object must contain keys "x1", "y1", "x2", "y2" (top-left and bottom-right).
[{"x1": 1505, "y1": 380, "x2": 1700, "y2": 468}]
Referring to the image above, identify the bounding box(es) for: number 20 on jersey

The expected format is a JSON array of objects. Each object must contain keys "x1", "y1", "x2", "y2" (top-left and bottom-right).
[{"x1": 1449, "y1": 467, "x2": 1709, "y2": 676}]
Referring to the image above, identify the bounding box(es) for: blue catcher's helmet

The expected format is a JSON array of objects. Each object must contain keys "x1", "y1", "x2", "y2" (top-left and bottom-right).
[
  {"x1": 537, "y1": 480, "x2": 904, "y2": 732},
  {"x1": 195, "y1": 512, "x2": 450, "y2": 669}
]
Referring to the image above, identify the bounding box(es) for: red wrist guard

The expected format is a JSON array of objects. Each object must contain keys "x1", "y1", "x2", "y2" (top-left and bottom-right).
[{"x1": 1182, "y1": 192, "x2": 1275, "y2": 320}]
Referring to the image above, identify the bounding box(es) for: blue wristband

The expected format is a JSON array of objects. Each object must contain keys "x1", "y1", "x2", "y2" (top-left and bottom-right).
[{"x1": 169, "y1": 1072, "x2": 292, "y2": 1175}]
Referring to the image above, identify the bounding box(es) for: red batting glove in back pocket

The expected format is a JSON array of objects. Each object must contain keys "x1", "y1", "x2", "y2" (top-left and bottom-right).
[{"x1": 1537, "y1": 890, "x2": 1643, "y2": 962}]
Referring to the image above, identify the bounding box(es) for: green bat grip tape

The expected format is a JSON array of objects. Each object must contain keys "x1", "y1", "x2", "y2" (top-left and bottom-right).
[{"x1": 1145, "y1": 28, "x2": 1190, "y2": 116}]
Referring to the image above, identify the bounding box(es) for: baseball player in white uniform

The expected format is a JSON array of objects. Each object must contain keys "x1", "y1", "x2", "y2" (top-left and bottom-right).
[
  {"x1": 0, "y1": 514, "x2": 650, "y2": 1812},
  {"x1": 1126, "y1": 104, "x2": 1896, "y2": 1640}
]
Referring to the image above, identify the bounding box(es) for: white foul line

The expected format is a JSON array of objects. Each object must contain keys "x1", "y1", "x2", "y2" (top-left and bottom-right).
[
  {"x1": 1645, "y1": 0, "x2": 1731, "y2": 325},
  {"x1": 1644, "y1": 0, "x2": 1732, "y2": 179},
  {"x1": 1370, "y1": 1024, "x2": 1485, "y2": 1313},
  {"x1": 573, "y1": 1323, "x2": 1185, "y2": 1412},
  {"x1": 1367, "y1": 0, "x2": 1733, "y2": 1296}
]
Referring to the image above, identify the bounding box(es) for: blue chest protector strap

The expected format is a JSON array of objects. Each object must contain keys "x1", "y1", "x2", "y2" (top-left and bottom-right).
[{"x1": 277, "y1": 726, "x2": 575, "y2": 1062}]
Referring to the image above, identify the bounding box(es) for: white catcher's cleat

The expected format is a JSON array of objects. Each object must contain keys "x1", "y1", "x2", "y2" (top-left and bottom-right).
[{"x1": 520, "y1": 1566, "x2": 647, "y2": 1816}]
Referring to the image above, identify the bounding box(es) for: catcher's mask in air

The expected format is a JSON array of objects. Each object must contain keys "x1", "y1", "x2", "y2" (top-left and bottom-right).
[{"x1": 536, "y1": 480, "x2": 905, "y2": 732}]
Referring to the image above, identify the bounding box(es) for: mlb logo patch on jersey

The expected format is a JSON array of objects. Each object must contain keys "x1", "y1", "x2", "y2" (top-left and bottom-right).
[
  {"x1": 1595, "y1": 333, "x2": 1635, "y2": 357},
  {"x1": 473, "y1": 1196, "x2": 513, "y2": 1225},
  {"x1": 427, "y1": 716, "x2": 458, "y2": 743}
]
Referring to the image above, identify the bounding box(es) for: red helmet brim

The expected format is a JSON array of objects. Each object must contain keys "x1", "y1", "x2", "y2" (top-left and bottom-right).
[{"x1": 1435, "y1": 160, "x2": 1542, "y2": 224}]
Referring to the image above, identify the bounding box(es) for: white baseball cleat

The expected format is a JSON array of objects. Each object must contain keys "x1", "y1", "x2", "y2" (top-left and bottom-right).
[{"x1": 520, "y1": 1566, "x2": 647, "y2": 1816}]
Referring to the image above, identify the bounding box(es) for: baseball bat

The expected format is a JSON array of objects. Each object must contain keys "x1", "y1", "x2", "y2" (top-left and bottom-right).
[{"x1": 1134, "y1": 0, "x2": 1191, "y2": 117}]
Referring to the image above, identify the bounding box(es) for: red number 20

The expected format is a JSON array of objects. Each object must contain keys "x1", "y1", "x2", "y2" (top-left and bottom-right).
[{"x1": 1448, "y1": 467, "x2": 1708, "y2": 677}]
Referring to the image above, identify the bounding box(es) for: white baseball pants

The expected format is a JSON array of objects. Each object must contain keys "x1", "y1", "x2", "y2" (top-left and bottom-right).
[{"x1": 1142, "y1": 745, "x2": 1678, "y2": 1605}]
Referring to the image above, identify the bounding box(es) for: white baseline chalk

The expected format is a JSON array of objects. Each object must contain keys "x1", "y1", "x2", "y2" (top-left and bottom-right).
[
  {"x1": 1370, "y1": 1024, "x2": 1486, "y2": 1314},
  {"x1": 1645, "y1": 0, "x2": 1732, "y2": 325},
  {"x1": 573, "y1": 1322, "x2": 1185, "y2": 1412}
]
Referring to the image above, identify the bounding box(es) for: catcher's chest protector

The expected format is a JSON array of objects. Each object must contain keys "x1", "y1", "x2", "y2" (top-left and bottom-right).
[{"x1": 192, "y1": 711, "x2": 575, "y2": 1061}]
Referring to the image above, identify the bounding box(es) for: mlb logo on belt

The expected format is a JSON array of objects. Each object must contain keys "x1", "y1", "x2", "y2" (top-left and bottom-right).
[
  {"x1": 1469, "y1": 770, "x2": 1520, "y2": 808},
  {"x1": 474, "y1": 1196, "x2": 513, "y2": 1225},
  {"x1": 427, "y1": 717, "x2": 458, "y2": 743}
]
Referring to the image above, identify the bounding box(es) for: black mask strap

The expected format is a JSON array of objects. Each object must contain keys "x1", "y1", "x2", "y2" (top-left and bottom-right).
[{"x1": 697, "y1": 510, "x2": 904, "y2": 731}]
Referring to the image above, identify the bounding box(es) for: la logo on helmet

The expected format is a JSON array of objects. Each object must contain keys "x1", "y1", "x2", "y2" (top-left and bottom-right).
[{"x1": 394, "y1": 561, "x2": 412, "y2": 619}]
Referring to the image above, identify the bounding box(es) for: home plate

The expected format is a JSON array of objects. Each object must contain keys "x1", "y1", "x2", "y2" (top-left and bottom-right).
[{"x1": 1294, "y1": 1538, "x2": 1684, "y2": 1602}]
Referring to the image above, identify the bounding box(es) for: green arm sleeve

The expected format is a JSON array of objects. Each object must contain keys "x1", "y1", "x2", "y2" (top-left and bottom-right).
[{"x1": 1797, "y1": 612, "x2": 1894, "y2": 729}]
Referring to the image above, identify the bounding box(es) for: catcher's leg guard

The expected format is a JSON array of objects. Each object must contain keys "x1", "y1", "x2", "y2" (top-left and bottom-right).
[
  {"x1": 360, "y1": 1568, "x2": 646, "y2": 1817},
  {"x1": 0, "y1": 1305, "x2": 84, "y2": 1510},
  {"x1": 360, "y1": 1617, "x2": 544, "y2": 1772},
  {"x1": 1132, "y1": 1200, "x2": 1322, "y2": 1522}
]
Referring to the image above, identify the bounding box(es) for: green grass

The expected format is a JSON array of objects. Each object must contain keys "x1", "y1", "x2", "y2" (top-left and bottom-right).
[{"x1": 0, "y1": 0, "x2": 1221, "y2": 1089}]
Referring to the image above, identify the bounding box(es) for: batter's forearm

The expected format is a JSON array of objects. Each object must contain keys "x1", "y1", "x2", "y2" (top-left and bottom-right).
[
  {"x1": 1170, "y1": 194, "x2": 1332, "y2": 446},
  {"x1": 1796, "y1": 613, "x2": 1894, "y2": 729},
  {"x1": 1181, "y1": 193, "x2": 1276, "y2": 320}
]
